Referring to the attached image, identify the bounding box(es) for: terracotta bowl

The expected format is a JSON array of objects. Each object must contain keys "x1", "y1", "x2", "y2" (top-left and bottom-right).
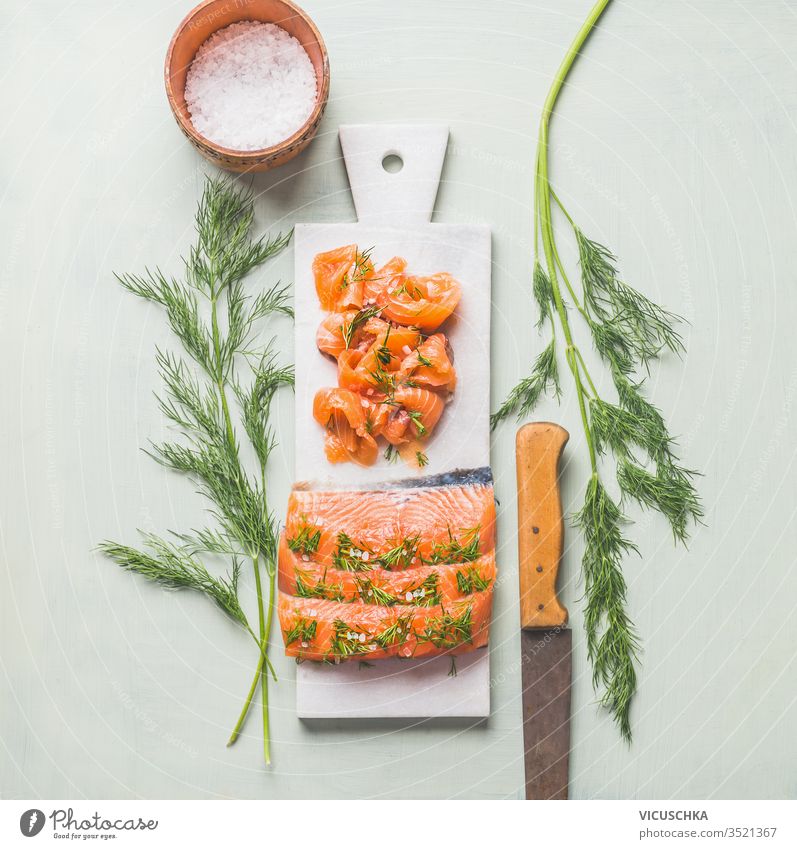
[{"x1": 165, "y1": 0, "x2": 330, "y2": 173}]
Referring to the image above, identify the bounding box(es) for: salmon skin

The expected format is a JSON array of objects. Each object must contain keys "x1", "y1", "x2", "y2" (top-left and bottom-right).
[
  {"x1": 280, "y1": 473, "x2": 497, "y2": 663},
  {"x1": 292, "y1": 466, "x2": 494, "y2": 491},
  {"x1": 311, "y1": 245, "x2": 463, "y2": 469}
]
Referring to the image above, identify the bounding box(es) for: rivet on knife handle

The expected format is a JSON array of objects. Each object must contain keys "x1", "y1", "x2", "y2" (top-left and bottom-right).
[{"x1": 516, "y1": 422, "x2": 569, "y2": 630}]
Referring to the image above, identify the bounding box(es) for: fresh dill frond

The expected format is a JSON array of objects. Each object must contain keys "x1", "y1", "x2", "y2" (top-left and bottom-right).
[
  {"x1": 491, "y1": 0, "x2": 702, "y2": 741},
  {"x1": 333, "y1": 533, "x2": 375, "y2": 572},
  {"x1": 455, "y1": 566, "x2": 492, "y2": 595},
  {"x1": 576, "y1": 229, "x2": 684, "y2": 364},
  {"x1": 377, "y1": 535, "x2": 420, "y2": 570},
  {"x1": 399, "y1": 572, "x2": 441, "y2": 607},
  {"x1": 99, "y1": 536, "x2": 248, "y2": 629},
  {"x1": 341, "y1": 305, "x2": 383, "y2": 349},
  {"x1": 532, "y1": 260, "x2": 555, "y2": 328},
  {"x1": 374, "y1": 614, "x2": 414, "y2": 649},
  {"x1": 295, "y1": 575, "x2": 345, "y2": 602},
  {"x1": 574, "y1": 477, "x2": 639, "y2": 740},
  {"x1": 617, "y1": 459, "x2": 703, "y2": 544},
  {"x1": 283, "y1": 616, "x2": 318, "y2": 647},
  {"x1": 384, "y1": 444, "x2": 399, "y2": 464},
  {"x1": 417, "y1": 605, "x2": 473, "y2": 649},
  {"x1": 407, "y1": 410, "x2": 426, "y2": 436},
  {"x1": 368, "y1": 364, "x2": 397, "y2": 396},
  {"x1": 416, "y1": 451, "x2": 429, "y2": 468},
  {"x1": 448, "y1": 657, "x2": 458, "y2": 677},
  {"x1": 375, "y1": 325, "x2": 393, "y2": 366},
  {"x1": 234, "y1": 347, "x2": 294, "y2": 472},
  {"x1": 286, "y1": 520, "x2": 322, "y2": 557},
  {"x1": 329, "y1": 619, "x2": 371, "y2": 659},
  {"x1": 172, "y1": 526, "x2": 242, "y2": 556},
  {"x1": 490, "y1": 339, "x2": 560, "y2": 430},
  {"x1": 354, "y1": 576, "x2": 397, "y2": 606},
  {"x1": 426, "y1": 526, "x2": 481, "y2": 565},
  {"x1": 101, "y1": 176, "x2": 292, "y2": 764}
]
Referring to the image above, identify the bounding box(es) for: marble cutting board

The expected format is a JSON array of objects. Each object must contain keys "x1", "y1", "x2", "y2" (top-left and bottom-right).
[{"x1": 292, "y1": 124, "x2": 492, "y2": 718}]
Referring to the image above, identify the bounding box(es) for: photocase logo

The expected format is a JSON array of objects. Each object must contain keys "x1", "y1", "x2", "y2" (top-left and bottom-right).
[{"x1": 19, "y1": 809, "x2": 45, "y2": 837}]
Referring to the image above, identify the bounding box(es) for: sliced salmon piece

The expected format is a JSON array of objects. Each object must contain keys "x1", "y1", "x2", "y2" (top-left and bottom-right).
[
  {"x1": 381, "y1": 406, "x2": 412, "y2": 445},
  {"x1": 337, "y1": 348, "x2": 374, "y2": 394},
  {"x1": 316, "y1": 311, "x2": 356, "y2": 359},
  {"x1": 313, "y1": 245, "x2": 373, "y2": 311},
  {"x1": 279, "y1": 590, "x2": 492, "y2": 662},
  {"x1": 313, "y1": 388, "x2": 378, "y2": 466},
  {"x1": 363, "y1": 256, "x2": 407, "y2": 304},
  {"x1": 400, "y1": 333, "x2": 456, "y2": 392},
  {"x1": 279, "y1": 534, "x2": 496, "y2": 604},
  {"x1": 285, "y1": 483, "x2": 496, "y2": 566},
  {"x1": 376, "y1": 272, "x2": 462, "y2": 332},
  {"x1": 392, "y1": 385, "x2": 445, "y2": 438}
]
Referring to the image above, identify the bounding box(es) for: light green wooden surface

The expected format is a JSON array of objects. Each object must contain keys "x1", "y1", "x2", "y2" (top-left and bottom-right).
[{"x1": 2, "y1": 0, "x2": 796, "y2": 799}]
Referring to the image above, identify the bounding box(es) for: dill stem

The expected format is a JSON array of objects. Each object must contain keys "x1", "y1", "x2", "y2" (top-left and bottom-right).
[
  {"x1": 210, "y1": 290, "x2": 237, "y2": 450},
  {"x1": 261, "y1": 564, "x2": 277, "y2": 765},
  {"x1": 535, "y1": 0, "x2": 611, "y2": 473},
  {"x1": 538, "y1": 137, "x2": 596, "y2": 471},
  {"x1": 574, "y1": 346, "x2": 600, "y2": 398},
  {"x1": 227, "y1": 651, "x2": 264, "y2": 746},
  {"x1": 251, "y1": 553, "x2": 269, "y2": 763},
  {"x1": 209, "y1": 280, "x2": 271, "y2": 762}
]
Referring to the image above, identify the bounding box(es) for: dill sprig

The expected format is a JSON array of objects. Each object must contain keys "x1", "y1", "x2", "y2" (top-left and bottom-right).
[
  {"x1": 101, "y1": 177, "x2": 292, "y2": 764},
  {"x1": 354, "y1": 576, "x2": 397, "y2": 606},
  {"x1": 374, "y1": 613, "x2": 414, "y2": 649},
  {"x1": 286, "y1": 521, "x2": 322, "y2": 557},
  {"x1": 384, "y1": 445, "x2": 400, "y2": 464},
  {"x1": 378, "y1": 535, "x2": 420, "y2": 570},
  {"x1": 574, "y1": 478, "x2": 639, "y2": 740},
  {"x1": 295, "y1": 574, "x2": 345, "y2": 602},
  {"x1": 283, "y1": 617, "x2": 318, "y2": 647},
  {"x1": 455, "y1": 566, "x2": 492, "y2": 595},
  {"x1": 490, "y1": 337, "x2": 560, "y2": 429},
  {"x1": 368, "y1": 363, "x2": 397, "y2": 396},
  {"x1": 375, "y1": 325, "x2": 393, "y2": 366},
  {"x1": 99, "y1": 536, "x2": 249, "y2": 630},
  {"x1": 329, "y1": 619, "x2": 372, "y2": 659},
  {"x1": 492, "y1": 0, "x2": 702, "y2": 740},
  {"x1": 426, "y1": 526, "x2": 481, "y2": 565},
  {"x1": 341, "y1": 304, "x2": 383, "y2": 349},
  {"x1": 333, "y1": 533, "x2": 375, "y2": 572},
  {"x1": 407, "y1": 410, "x2": 426, "y2": 436},
  {"x1": 415, "y1": 450, "x2": 429, "y2": 468},
  {"x1": 400, "y1": 572, "x2": 441, "y2": 607},
  {"x1": 417, "y1": 605, "x2": 473, "y2": 649}
]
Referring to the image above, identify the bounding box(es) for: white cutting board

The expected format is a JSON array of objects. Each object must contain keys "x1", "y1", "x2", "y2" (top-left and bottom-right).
[{"x1": 293, "y1": 125, "x2": 492, "y2": 718}]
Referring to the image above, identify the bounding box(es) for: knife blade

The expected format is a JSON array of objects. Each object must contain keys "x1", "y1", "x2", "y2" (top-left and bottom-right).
[{"x1": 516, "y1": 422, "x2": 572, "y2": 800}]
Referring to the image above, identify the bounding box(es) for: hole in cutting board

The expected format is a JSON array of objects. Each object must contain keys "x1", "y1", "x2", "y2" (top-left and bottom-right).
[{"x1": 382, "y1": 153, "x2": 403, "y2": 173}]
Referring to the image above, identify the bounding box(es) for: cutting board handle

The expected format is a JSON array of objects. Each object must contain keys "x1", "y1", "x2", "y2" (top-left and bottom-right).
[
  {"x1": 516, "y1": 422, "x2": 569, "y2": 630},
  {"x1": 339, "y1": 124, "x2": 449, "y2": 225}
]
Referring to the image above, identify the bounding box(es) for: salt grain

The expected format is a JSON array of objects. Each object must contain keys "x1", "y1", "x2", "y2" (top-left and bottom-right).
[{"x1": 185, "y1": 21, "x2": 317, "y2": 151}]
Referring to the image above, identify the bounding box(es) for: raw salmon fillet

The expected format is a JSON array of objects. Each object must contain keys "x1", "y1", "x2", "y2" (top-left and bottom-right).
[
  {"x1": 285, "y1": 481, "x2": 495, "y2": 565},
  {"x1": 280, "y1": 471, "x2": 497, "y2": 663},
  {"x1": 279, "y1": 590, "x2": 492, "y2": 663},
  {"x1": 279, "y1": 537, "x2": 496, "y2": 605}
]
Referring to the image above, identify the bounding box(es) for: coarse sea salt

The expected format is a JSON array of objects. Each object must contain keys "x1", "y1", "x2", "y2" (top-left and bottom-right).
[{"x1": 184, "y1": 21, "x2": 317, "y2": 152}]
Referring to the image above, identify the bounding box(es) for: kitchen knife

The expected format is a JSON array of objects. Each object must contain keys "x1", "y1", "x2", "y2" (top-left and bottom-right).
[{"x1": 516, "y1": 422, "x2": 571, "y2": 800}]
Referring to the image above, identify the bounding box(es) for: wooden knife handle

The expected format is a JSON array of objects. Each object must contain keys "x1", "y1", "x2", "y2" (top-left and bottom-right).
[{"x1": 516, "y1": 422, "x2": 569, "y2": 630}]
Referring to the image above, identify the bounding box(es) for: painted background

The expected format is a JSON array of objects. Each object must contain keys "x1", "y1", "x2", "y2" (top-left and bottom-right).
[{"x1": 2, "y1": 0, "x2": 796, "y2": 799}]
